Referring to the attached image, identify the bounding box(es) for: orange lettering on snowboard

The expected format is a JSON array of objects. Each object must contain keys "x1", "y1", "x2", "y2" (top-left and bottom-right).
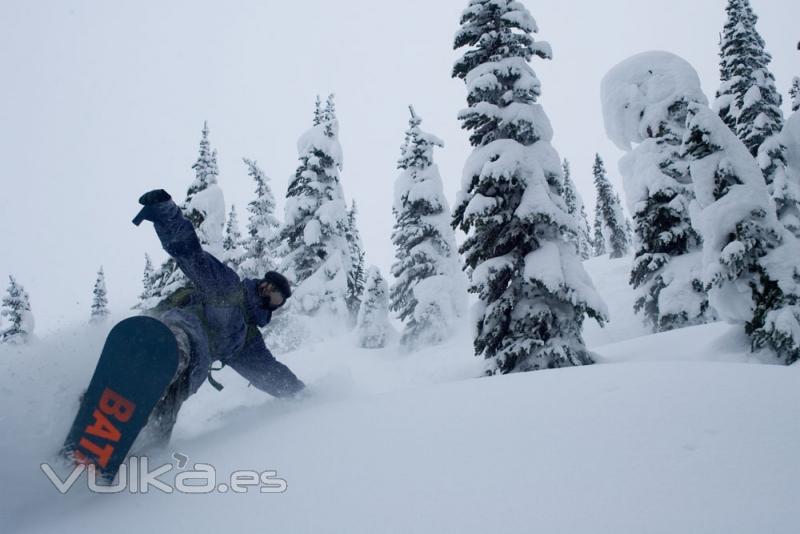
[
  {"x1": 86, "y1": 409, "x2": 122, "y2": 441},
  {"x1": 98, "y1": 387, "x2": 135, "y2": 422},
  {"x1": 73, "y1": 387, "x2": 137, "y2": 469}
]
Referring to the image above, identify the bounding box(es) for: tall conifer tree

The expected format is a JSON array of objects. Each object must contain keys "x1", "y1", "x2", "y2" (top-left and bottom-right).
[
  {"x1": 451, "y1": 0, "x2": 607, "y2": 373},
  {"x1": 714, "y1": 0, "x2": 795, "y2": 235},
  {"x1": 278, "y1": 95, "x2": 350, "y2": 318},
  {"x1": 561, "y1": 159, "x2": 593, "y2": 260},
  {"x1": 1, "y1": 276, "x2": 34, "y2": 344},
  {"x1": 134, "y1": 253, "x2": 156, "y2": 310},
  {"x1": 356, "y1": 266, "x2": 390, "y2": 349},
  {"x1": 601, "y1": 51, "x2": 712, "y2": 331},
  {"x1": 222, "y1": 204, "x2": 247, "y2": 271},
  {"x1": 592, "y1": 154, "x2": 630, "y2": 259},
  {"x1": 592, "y1": 213, "x2": 606, "y2": 257},
  {"x1": 790, "y1": 78, "x2": 800, "y2": 113},
  {"x1": 345, "y1": 200, "x2": 366, "y2": 321},
  {"x1": 90, "y1": 267, "x2": 110, "y2": 324},
  {"x1": 240, "y1": 158, "x2": 280, "y2": 279},
  {"x1": 390, "y1": 107, "x2": 465, "y2": 347}
]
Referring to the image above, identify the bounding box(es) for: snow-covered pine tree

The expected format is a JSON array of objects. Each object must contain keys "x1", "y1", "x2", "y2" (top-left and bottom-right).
[
  {"x1": 601, "y1": 51, "x2": 712, "y2": 331},
  {"x1": 345, "y1": 200, "x2": 366, "y2": 322},
  {"x1": 592, "y1": 154, "x2": 630, "y2": 259},
  {"x1": 239, "y1": 158, "x2": 280, "y2": 279},
  {"x1": 89, "y1": 266, "x2": 110, "y2": 324},
  {"x1": 132, "y1": 253, "x2": 156, "y2": 310},
  {"x1": 356, "y1": 266, "x2": 390, "y2": 349},
  {"x1": 451, "y1": 0, "x2": 607, "y2": 374},
  {"x1": 222, "y1": 204, "x2": 247, "y2": 271},
  {"x1": 1, "y1": 275, "x2": 34, "y2": 344},
  {"x1": 771, "y1": 149, "x2": 800, "y2": 238},
  {"x1": 715, "y1": 0, "x2": 784, "y2": 155},
  {"x1": 623, "y1": 206, "x2": 634, "y2": 243},
  {"x1": 716, "y1": 0, "x2": 761, "y2": 132},
  {"x1": 770, "y1": 75, "x2": 800, "y2": 237},
  {"x1": 683, "y1": 103, "x2": 800, "y2": 365},
  {"x1": 189, "y1": 121, "x2": 219, "y2": 191},
  {"x1": 149, "y1": 122, "x2": 227, "y2": 302},
  {"x1": 390, "y1": 106, "x2": 466, "y2": 348},
  {"x1": 184, "y1": 121, "x2": 226, "y2": 257},
  {"x1": 147, "y1": 257, "x2": 180, "y2": 305},
  {"x1": 561, "y1": 159, "x2": 592, "y2": 259},
  {"x1": 312, "y1": 95, "x2": 323, "y2": 125},
  {"x1": 592, "y1": 212, "x2": 605, "y2": 256},
  {"x1": 790, "y1": 77, "x2": 800, "y2": 113},
  {"x1": 277, "y1": 95, "x2": 350, "y2": 321},
  {"x1": 322, "y1": 94, "x2": 336, "y2": 134},
  {"x1": 714, "y1": 0, "x2": 793, "y2": 235},
  {"x1": 780, "y1": 79, "x2": 800, "y2": 240}
]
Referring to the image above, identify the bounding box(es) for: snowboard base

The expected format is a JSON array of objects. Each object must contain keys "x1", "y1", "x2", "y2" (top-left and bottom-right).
[{"x1": 61, "y1": 316, "x2": 179, "y2": 481}]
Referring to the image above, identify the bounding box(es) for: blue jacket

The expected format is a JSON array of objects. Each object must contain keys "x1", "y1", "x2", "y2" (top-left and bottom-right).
[{"x1": 143, "y1": 198, "x2": 304, "y2": 397}]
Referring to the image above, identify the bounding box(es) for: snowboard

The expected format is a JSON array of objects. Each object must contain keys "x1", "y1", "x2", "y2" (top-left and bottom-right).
[{"x1": 61, "y1": 316, "x2": 179, "y2": 481}]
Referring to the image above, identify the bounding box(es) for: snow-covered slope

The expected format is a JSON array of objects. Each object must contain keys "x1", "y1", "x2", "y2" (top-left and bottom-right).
[
  {"x1": 2, "y1": 255, "x2": 798, "y2": 533},
  {"x1": 583, "y1": 254, "x2": 652, "y2": 346}
]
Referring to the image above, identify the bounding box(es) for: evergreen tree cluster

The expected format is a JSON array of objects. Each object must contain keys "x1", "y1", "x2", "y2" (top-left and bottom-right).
[
  {"x1": 598, "y1": 0, "x2": 800, "y2": 360},
  {"x1": 123, "y1": 106, "x2": 364, "y2": 350},
  {"x1": 695, "y1": 0, "x2": 800, "y2": 361},
  {"x1": 136, "y1": 125, "x2": 287, "y2": 314},
  {"x1": 1, "y1": 265, "x2": 114, "y2": 346},
  {"x1": 683, "y1": 104, "x2": 800, "y2": 364},
  {"x1": 34, "y1": 0, "x2": 795, "y2": 373}
]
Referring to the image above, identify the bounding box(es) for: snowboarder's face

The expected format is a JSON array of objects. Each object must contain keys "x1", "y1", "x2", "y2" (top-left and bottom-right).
[{"x1": 258, "y1": 281, "x2": 285, "y2": 310}]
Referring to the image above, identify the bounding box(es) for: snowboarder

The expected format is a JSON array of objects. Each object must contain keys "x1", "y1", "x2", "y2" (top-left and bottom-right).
[{"x1": 132, "y1": 189, "x2": 305, "y2": 445}]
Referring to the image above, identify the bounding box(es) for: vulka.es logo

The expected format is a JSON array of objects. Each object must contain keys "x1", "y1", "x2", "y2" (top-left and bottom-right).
[
  {"x1": 41, "y1": 453, "x2": 289, "y2": 494},
  {"x1": 72, "y1": 387, "x2": 136, "y2": 468}
]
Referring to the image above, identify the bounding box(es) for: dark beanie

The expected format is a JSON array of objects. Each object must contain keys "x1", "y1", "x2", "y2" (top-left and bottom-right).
[{"x1": 262, "y1": 271, "x2": 292, "y2": 300}]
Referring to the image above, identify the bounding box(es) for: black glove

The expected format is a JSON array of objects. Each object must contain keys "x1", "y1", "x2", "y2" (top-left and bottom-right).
[
  {"x1": 138, "y1": 189, "x2": 172, "y2": 206},
  {"x1": 132, "y1": 189, "x2": 172, "y2": 226}
]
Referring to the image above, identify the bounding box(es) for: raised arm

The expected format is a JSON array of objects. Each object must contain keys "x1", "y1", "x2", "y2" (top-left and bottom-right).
[{"x1": 133, "y1": 189, "x2": 240, "y2": 298}]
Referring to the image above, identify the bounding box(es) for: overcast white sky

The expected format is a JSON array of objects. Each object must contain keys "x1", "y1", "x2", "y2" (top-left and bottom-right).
[{"x1": 1, "y1": 0, "x2": 798, "y2": 335}]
